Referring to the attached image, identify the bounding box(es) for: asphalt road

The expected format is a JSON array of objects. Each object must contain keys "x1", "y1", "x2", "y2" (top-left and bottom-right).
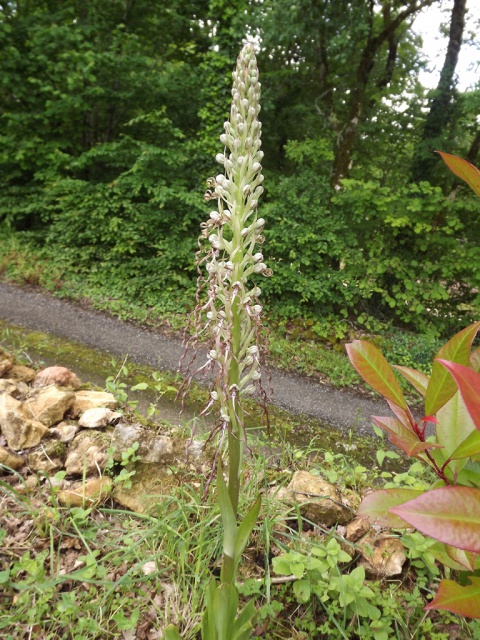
[{"x1": 0, "y1": 282, "x2": 386, "y2": 436}]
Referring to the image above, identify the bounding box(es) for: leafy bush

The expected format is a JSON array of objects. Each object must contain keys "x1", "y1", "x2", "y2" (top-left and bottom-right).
[
  {"x1": 347, "y1": 321, "x2": 480, "y2": 618},
  {"x1": 259, "y1": 171, "x2": 480, "y2": 333}
]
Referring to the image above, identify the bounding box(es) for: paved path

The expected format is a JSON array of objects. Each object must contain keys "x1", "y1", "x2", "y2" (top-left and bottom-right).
[{"x1": 0, "y1": 282, "x2": 386, "y2": 436}]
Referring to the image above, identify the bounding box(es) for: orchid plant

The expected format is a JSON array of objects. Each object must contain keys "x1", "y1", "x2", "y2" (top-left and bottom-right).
[{"x1": 166, "y1": 43, "x2": 270, "y2": 640}]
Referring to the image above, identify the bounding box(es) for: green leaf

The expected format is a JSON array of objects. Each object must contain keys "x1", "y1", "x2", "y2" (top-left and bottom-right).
[
  {"x1": 437, "y1": 360, "x2": 480, "y2": 432},
  {"x1": 394, "y1": 365, "x2": 429, "y2": 397},
  {"x1": 346, "y1": 340, "x2": 407, "y2": 409},
  {"x1": 164, "y1": 625, "x2": 182, "y2": 640},
  {"x1": 0, "y1": 570, "x2": 10, "y2": 584},
  {"x1": 450, "y1": 430, "x2": 480, "y2": 461},
  {"x1": 430, "y1": 542, "x2": 473, "y2": 572},
  {"x1": 130, "y1": 382, "x2": 148, "y2": 391},
  {"x1": 357, "y1": 488, "x2": 425, "y2": 528},
  {"x1": 231, "y1": 599, "x2": 257, "y2": 640},
  {"x1": 293, "y1": 579, "x2": 311, "y2": 603},
  {"x1": 436, "y1": 392, "x2": 476, "y2": 472},
  {"x1": 425, "y1": 322, "x2": 480, "y2": 415},
  {"x1": 214, "y1": 584, "x2": 239, "y2": 640},
  {"x1": 216, "y1": 462, "x2": 237, "y2": 563},
  {"x1": 425, "y1": 576, "x2": 480, "y2": 618},
  {"x1": 234, "y1": 495, "x2": 261, "y2": 572},
  {"x1": 436, "y1": 152, "x2": 480, "y2": 197},
  {"x1": 390, "y1": 486, "x2": 480, "y2": 553},
  {"x1": 272, "y1": 555, "x2": 298, "y2": 576}
]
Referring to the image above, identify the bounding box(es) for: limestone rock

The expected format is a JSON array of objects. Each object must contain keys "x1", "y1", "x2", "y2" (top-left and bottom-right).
[
  {"x1": 22, "y1": 386, "x2": 75, "y2": 427},
  {"x1": 111, "y1": 424, "x2": 173, "y2": 464},
  {"x1": 78, "y1": 408, "x2": 121, "y2": 429},
  {"x1": 71, "y1": 390, "x2": 118, "y2": 416},
  {"x1": 0, "y1": 393, "x2": 22, "y2": 413},
  {"x1": 0, "y1": 445, "x2": 25, "y2": 471},
  {"x1": 26, "y1": 440, "x2": 66, "y2": 473},
  {"x1": 113, "y1": 463, "x2": 177, "y2": 514},
  {"x1": 0, "y1": 379, "x2": 22, "y2": 397},
  {"x1": 0, "y1": 410, "x2": 49, "y2": 450},
  {"x1": 9, "y1": 365, "x2": 36, "y2": 384},
  {"x1": 268, "y1": 485, "x2": 292, "y2": 502},
  {"x1": 345, "y1": 517, "x2": 370, "y2": 543},
  {"x1": 34, "y1": 366, "x2": 81, "y2": 389},
  {"x1": 57, "y1": 477, "x2": 112, "y2": 507},
  {"x1": 0, "y1": 348, "x2": 14, "y2": 377},
  {"x1": 286, "y1": 470, "x2": 352, "y2": 526},
  {"x1": 65, "y1": 430, "x2": 112, "y2": 476},
  {"x1": 358, "y1": 532, "x2": 407, "y2": 578},
  {"x1": 50, "y1": 421, "x2": 79, "y2": 443}
]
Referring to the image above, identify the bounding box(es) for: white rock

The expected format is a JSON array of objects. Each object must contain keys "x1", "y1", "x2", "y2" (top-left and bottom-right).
[
  {"x1": 78, "y1": 408, "x2": 121, "y2": 429},
  {"x1": 71, "y1": 390, "x2": 118, "y2": 416}
]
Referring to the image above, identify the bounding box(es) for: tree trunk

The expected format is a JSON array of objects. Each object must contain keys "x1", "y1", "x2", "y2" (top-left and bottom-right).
[
  {"x1": 331, "y1": 0, "x2": 438, "y2": 189},
  {"x1": 411, "y1": 0, "x2": 467, "y2": 183}
]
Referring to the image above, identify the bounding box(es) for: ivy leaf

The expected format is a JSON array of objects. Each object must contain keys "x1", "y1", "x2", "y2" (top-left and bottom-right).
[{"x1": 390, "y1": 486, "x2": 480, "y2": 553}]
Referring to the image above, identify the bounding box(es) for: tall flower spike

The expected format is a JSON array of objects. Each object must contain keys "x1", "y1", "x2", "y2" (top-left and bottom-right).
[{"x1": 179, "y1": 44, "x2": 271, "y2": 497}]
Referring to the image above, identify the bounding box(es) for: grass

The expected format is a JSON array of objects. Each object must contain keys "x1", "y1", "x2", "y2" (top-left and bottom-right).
[{"x1": 2, "y1": 440, "x2": 480, "y2": 640}]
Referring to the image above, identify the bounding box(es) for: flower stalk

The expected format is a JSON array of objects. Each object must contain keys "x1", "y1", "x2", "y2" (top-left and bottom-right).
[{"x1": 174, "y1": 43, "x2": 270, "y2": 638}]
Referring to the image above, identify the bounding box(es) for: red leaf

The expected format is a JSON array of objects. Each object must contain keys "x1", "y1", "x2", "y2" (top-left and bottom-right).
[
  {"x1": 386, "y1": 400, "x2": 415, "y2": 430},
  {"x1": 390, "y1": 486, "x2": 480, "y2": 553},
  {"x1": 436, "y1": 151, "x2": 480, "y2": 197},
  {"x1": 425, "y1": 322, "x2": 480, "y2": 415},
  {"x1": 437, "y1": 360, "x2": 480, "y2": 432},
  {"x1": 373, "y1": 416, "x2": 441, "y2": 458},
  {"x1": 346, "y1": 340, "x2": 407, "y2": 409},
  {"x1": 357, "y1": 489, "x2": 425, "y2": 528},
  {"x1": 425, "y1": 577, "x2": 480, "y2": 618},
  {"x1": 445, "y1": 545, "x2": 477, "y2": 571}
]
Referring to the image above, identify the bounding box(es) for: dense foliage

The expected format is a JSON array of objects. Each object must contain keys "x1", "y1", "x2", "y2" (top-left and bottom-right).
[{"x1": 1, "y1": 0, "x2": 480, "y2": 333}]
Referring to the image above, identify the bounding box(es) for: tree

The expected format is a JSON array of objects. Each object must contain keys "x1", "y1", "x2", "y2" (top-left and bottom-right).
[
  {"x1": 255, "y1": 0, "x2": 439, "y2": 187},
  {"x1": 411, "y1": 0, "x2": 469, "y2": 184}
]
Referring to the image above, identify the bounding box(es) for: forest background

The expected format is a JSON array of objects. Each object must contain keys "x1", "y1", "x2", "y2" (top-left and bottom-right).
[{"x1": 1, "y1": 0, "x2": 480, "y2": 342}]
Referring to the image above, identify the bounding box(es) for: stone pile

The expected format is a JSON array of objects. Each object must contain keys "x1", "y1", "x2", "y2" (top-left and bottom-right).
[{"x1": 0, "y1": 350, "x2": 209, "y2": 514}]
